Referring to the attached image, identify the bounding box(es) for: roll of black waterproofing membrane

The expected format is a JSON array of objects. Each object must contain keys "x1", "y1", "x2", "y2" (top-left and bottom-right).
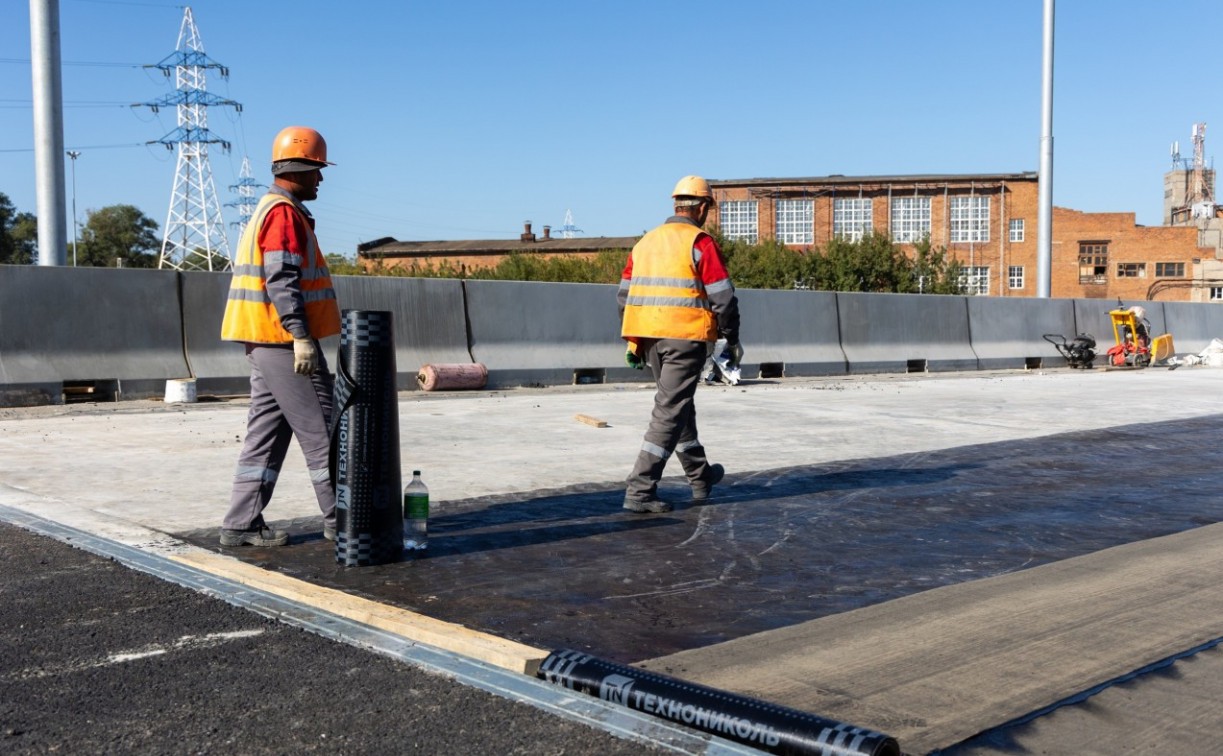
[
  {"x1": 330, "y1": 310, "x2": 403, "y2": 566},
  {"x1": 538, "y1": 649, "x2": 899, "y2": 756}
]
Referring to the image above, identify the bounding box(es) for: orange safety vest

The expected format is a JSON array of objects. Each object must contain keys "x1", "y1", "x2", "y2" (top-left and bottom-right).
[
  {"x1": 621, "y1": 222, "x2": 717, "y2": 342},
  {"x1": 220, "y1": 193, "x2": 340, "y2": 344}
]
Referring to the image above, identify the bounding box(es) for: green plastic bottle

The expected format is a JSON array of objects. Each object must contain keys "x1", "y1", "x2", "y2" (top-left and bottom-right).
[{"x1": 403, "y1": 470, "x2": 429, "y2": 551}]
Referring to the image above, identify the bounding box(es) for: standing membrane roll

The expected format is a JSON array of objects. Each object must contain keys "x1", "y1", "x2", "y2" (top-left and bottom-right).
[
  {"x1": 538, "y1": 649, "x2": 900, "y2": 756},
  {"x1": 330, "y1": 310, "x2": 403, "y2": 566}
]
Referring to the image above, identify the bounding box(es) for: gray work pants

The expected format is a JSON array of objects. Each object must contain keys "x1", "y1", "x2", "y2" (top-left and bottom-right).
[
  {"x1": 625, "y1": 338, "x2": 717, "y2": 502},
  {"x1": 222, "y1": 342, "x2": 336, "y2": 530}
]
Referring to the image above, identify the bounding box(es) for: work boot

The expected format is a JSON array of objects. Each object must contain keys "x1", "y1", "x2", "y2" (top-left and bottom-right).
[
  {"x1": 219, "y1": 524, "x2": 289, "y2": 547},
  {"x1": 323, "y1": 524, "x2": 337, "y2": 542},
  {"x1": 691, "y1": 463, "x2": 725, "y2": 502},
  {"x1": 623, "y1": 496, "x2": 673, "y2": 514}
]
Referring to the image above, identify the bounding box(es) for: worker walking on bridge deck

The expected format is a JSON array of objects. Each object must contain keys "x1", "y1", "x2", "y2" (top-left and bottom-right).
[
  {"x1": 218, "y1": 126, "x2": 341, "y2": 547},
  {"x1": 618, "y1": 175, "x2": 742, "y2": 512}
]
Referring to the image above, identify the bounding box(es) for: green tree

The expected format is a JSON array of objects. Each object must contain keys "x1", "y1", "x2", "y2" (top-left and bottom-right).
[
  {"x1": 77, "y1": 204, "x2": 159, "y2": 268},
  {"x1": 348, "y1": 230, "x2": 966, "y2": 296},
  {"x1": 182, "y1": 246, "x2": 232, "y2": 271},
  {"x1": 326, "y1": 253, "x2": 366, "y2": 276},
  {"x1": 906, "y1": 236, "x2": 965, "y2": 294},
  {"x1": 9, "y1": 212, "x2": 38, "y2": 265},
  {"x1": 711, "y1": 227, "x2": 811, "y2": 290},
  {"x1": 821, "y1": 231, "x2": 912, "y2": 292},
  {"x1": 0, "y1": 192, "x2": 38, "y2": 265}
]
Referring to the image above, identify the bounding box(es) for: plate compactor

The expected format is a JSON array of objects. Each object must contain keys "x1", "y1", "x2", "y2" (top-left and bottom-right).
[{"x1": 1043, "y1": 332, "x2": 1097, "y2": 369}]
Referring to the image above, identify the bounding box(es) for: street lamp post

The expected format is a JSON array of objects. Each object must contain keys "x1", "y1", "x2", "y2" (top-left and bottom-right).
[{"x1": 66, "y1": 149, "x2": 80, "y2": 266}]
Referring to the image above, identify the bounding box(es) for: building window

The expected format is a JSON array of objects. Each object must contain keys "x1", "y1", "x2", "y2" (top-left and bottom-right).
[
  {"x1": 1155, "y1": 262, "x2": 1185, "y2": 277},
  {"x1": 719, "y1": 200, "x2": 758, "y2": 243},
  {"x1": 950, "y1": 196, "x2": 990, "y2": 243},
  {"x1": 1116, "y1": 262, "x2": 1146, "y2": 278},
  {"x1": 959, "y1": 265, "x2": 990, "y2": 295},
  {"x1": 833, "y1": 197, "x2": 873, "y2": 241},
  {"x1": 890, "y1": 196, "x2": 931, "y2": 243},
  {"x1": 775, "y1": 199, "x2": 813, "y2": 245},
  {"x1": 1008, "y1": 265, "x2": 1024, "y2": 289},
  {"x1": 1009, "y1": 218, "x2": 1025, "y2": 242},
  {"x1": 1212, "y1": 287, "x2": 1223, "y2": 301},
  {"x1": 1078, "y1": 242, "x2": 1108, "y2": 284}
]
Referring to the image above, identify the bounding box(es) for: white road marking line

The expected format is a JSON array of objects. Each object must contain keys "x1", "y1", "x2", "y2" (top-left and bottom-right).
[{"x1": 6, "y1": 629, "x2": 265, "y2": 680}]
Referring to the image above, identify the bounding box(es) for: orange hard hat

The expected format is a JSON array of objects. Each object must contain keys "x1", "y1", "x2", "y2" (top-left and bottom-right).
[{"x1": 271, "y1": 126, "x2": 334, "y2": 167}]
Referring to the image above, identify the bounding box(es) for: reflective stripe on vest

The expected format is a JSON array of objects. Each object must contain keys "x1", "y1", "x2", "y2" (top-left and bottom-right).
[
  {"x1": 621, "y1": 222, "x2": 717, "y2": 341},
  {"x1": 220, "y1": 193, "x2": 341, "y2": 343}
]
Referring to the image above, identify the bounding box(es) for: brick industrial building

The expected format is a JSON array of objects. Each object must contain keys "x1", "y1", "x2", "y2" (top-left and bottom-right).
[
  {"x1": 361, "y1": 152, "x2": 1223, "y2": 303},
  {"x1": 357, "y1": 222, "x2": 639, "y2": 276},
  {"x1": 709, "y1": 172, "x2": 1212, "y2": 302}
]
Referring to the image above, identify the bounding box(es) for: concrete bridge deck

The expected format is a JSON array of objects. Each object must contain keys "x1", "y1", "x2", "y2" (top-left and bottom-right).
[{"x1": 3, "y1": 368, "x2": 1222, "y2": 754}]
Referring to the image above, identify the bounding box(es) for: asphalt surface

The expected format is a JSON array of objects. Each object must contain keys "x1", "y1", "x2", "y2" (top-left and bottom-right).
[{"x1": 0, "y1": 521, "x2": 671, "y2": 756}]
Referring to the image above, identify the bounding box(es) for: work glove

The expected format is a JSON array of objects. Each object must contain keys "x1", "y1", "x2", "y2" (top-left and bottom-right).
[
  {"x1": 725, "y1": 341, "x2": 744, "y2": 370},
  {"x1": 625, "y1": 348, "x2": 644, "y2": 370},
  {"x1": 293, "y1": 338, "x2": 318, "y2": 376}
]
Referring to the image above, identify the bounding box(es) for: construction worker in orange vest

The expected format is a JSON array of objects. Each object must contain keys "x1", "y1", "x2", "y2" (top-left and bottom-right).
[
  {"x1": 619, "y1": 175, "x2": 742, "y2": 512},
  {"x1": 218, "y1": 126, "x2": 341, "y2": 547}
]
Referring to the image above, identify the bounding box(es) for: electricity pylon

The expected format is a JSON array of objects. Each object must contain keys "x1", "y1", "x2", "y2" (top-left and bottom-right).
[
  {"x1": 226, "y1": 156, "x2": 263, "y2": 238},
  {"x1": 140, "y1": 6, "x2": 241, "y2": 271},
  {"x1": 558, "y1": 209, "x2": 584, "y2": 239}
]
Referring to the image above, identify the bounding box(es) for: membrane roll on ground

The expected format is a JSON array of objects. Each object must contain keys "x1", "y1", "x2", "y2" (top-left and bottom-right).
[
  {"x1": 538, "y1": 650, "x2": 900, "y2": 756},
  {"x1": 417, "y1": 363, "x2": 487, "y2": 391},
  {"x1": 330, "y1": 310, "x2": 403, "y2": 566}
]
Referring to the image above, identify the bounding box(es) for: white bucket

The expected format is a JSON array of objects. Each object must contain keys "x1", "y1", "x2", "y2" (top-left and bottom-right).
[{"x1": 164, "y1": 378, "x2": 198, "y2": 403}]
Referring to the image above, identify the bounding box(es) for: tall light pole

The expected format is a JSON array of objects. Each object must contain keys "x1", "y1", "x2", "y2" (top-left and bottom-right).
[
  {"x1": 1036, "y1": 0, "x2": 1055, "y2": 298},
  {"x1": 66, "y1": 149, "x2": 80, "y2": 266},
  {"x1": 30, "y1": 0, "x2": 68, "y2": 266}
]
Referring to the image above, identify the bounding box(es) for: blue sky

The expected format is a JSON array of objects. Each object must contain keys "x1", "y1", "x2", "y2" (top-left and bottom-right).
[{"x1": 2, "y1": 1, "x2": 1220, "y2": 259}]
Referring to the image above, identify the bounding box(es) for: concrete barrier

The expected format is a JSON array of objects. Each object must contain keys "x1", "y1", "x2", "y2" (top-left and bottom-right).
[
  {"x1": 180, "y1": 271, "x2": 248, "y2": 396},
  {"x1": 183, "y1": 273, "x2": 473, "y2": 394},
  {"x1": 0, "y1": 265, "x2": 190, "y2": 405},
  {"x1": 13, "y1": 266, "x2": 1223, "y2": 408},
  {"x1": 967, "y1": 296, "x2": 1078, "y2": 370},
  {"x1": 464, "y1": 280, "x2": 631, "y2": 387},
  {"x1": 838, "y1": 292, "x2": 978, "y2": 373},
  {"x1": 1159, "y1": 300, "x2": 1223, "y2": 354},
  {"x1": 738, "y1": 289, "x2": 846, "y2": 377},
  {"x1": 332, "y1": 276, "x2": 471, "y2": 390}
]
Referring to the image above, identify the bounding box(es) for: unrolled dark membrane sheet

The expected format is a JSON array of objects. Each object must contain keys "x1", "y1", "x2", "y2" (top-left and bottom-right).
[{"x1": 330, "y1": 310, "x2": 402, "y2": 566}]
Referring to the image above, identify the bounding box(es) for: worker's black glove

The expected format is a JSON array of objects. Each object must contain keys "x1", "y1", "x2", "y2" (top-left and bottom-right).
[
  {"x1": 726, "y1": 341, "x2": 744, "y2": 370},
  {"x1": 625, "y1": 348, "x2": 644, "y2": 370}
]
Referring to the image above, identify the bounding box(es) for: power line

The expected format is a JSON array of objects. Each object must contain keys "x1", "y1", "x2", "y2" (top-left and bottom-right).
[
  {"x1": 0, "y1": 57, "x2": 143, "y2": 68},
  {"x1": 67, "y1": 0, "x2": 181, "y2": 7},
  {"x1": 0, "y1": 99, "x2": 136, "y2": 109},
  {"x1": 0, "y1": 142, "x2": 145, "y2": 153}
]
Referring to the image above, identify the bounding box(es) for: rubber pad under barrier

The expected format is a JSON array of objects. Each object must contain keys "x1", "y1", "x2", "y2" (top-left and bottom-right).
[
  {"x1": 538, "y1": 649, "x2": 900, "y2": 756},
  {"x1": 330, "y1": 310, "x2": 402, "y2": 566}
]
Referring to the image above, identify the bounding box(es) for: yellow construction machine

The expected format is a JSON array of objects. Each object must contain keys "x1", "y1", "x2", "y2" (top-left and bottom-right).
[{"x1": 1104, "y1": 305, "x2": 1174, "y2": 369}]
